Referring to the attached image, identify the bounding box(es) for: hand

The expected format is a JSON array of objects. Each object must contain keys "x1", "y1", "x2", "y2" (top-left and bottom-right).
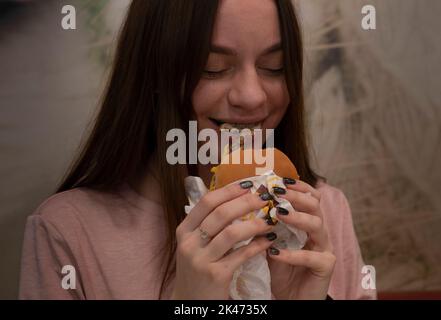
[
  {"x1": 267, "y1": 179, "x2": 336, "y2": 300},
  {"x1": 171, "y1": 181, "x2": 276, "y2": 300}
]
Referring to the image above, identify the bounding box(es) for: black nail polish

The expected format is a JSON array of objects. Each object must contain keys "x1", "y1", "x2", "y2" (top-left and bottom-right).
[
  {"x1": 259, "y1": 192, "x2": 273, "y2": 201},
  {"x1": 273, "y1": 187, "x2": 286, "y2": 195},
  {"x1": 269, "y1": 247, "x2": 280, "y2": 255},
  {"x1": 240, "y1": 181, "x2": 253, "y2": 189},
  {"x1": 266, "y1": 232, "x2": 277, "y2": 241},
  {"x1": 266, "y1": 217, "x2": 276, "y2": 225},
  {"x1": 277, "y1": 207, "x2": 289, "y2": 215},
  {"x1": 283, "y1": 177, "x2": 296, "y2": 185}
]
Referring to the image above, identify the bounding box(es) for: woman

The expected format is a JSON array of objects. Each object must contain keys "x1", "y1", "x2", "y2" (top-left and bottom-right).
[{"x1": 19, "y1": 0, "x2": 376, "y2": 300}]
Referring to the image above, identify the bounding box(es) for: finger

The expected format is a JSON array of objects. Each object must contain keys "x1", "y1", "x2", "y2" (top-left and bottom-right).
[
  {"x1": 283, "y1": 178, "x2": 321, "y2": 201},
  {"x1": 275, "y1": 188, "x2": 321, "y2": 215},
  {"x1": 219, "y1": 237, "x2": 274, "y2": 273},
  {"x1": 179, "y1": 181, "x2": 253, "y2": 234},
  {"x1": 267, "y1": 248, "x2": 336, "y2": 278},
  {"x1": 199, "y1": 191, "x2": 270, "y2": 239},
  {"x1": 276, "y1": 209, "x2": 329, "y2": 250},
  {"x1": 203, "y1": 217, "x2": 274, "y2": 261}
]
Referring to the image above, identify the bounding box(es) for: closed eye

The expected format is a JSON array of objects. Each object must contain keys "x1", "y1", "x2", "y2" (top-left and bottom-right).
[
  {"x1": 202, "y1": 67, "x2": 284, "y2": 79},
  {"x1": 203, "y1": 69, "x2": 229, "y2": 79},
  {"x1": 260, "y1": 67, "x2": 284, "y2": 75}
]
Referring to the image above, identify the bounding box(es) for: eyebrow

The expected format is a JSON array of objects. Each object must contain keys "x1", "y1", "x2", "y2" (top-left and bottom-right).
[{"x1": 209, "y1": 42, "x2": 282, "y2": 56}]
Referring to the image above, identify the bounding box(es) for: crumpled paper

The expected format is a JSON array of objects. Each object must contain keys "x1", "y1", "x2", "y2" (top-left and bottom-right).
[{"x1": 184, "y1": 171, "x2": 308, "y2": 300}]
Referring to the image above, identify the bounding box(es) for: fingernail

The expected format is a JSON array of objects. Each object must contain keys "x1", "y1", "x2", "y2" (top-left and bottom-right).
[
  {"x1": 268, "y1": 247, "x2": 280, "y2": 255},
  {"x1": 273, "y1": 187, "x2": 286, "y2": 195},
  {"x1": 266, "y1": 232, "x2": 277, "y2": 241},
  {"x1": 277, "y1": 207, "x2": 289, "y2": 215},
  {"x1": 266, "y1": 217, "x2": 276, "y2": 225},
  {"x1": 259, "y1": 192, "x2": 273, "y2": 201},
  {"x1": 240, "y1": 181, "x2": 253, "y2": 189},
  {"x1": 283, "y1": 177, "x2": 296, "y2": 185}
]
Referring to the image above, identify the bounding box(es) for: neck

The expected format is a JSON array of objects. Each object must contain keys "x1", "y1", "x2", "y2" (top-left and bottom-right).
[
  {"x1": 131, "y1": 159, "x2": 162, "y2": 205},
  {"x1": 133, "y1": 159, "x2": 214, "y2": 204}
]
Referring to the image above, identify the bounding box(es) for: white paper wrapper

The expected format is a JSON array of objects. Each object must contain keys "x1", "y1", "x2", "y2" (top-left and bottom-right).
[{"x1": 184, "y1": 171, "x2": 308, "y2": 300}]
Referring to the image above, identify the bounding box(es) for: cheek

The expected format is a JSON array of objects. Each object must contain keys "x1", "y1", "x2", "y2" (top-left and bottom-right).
[
  {"x1": 192, "y1": 81, "x2": 226, "y2": 119},
  {"x1": 265, "y1": 81, "x2": 290, "y2": 126}
]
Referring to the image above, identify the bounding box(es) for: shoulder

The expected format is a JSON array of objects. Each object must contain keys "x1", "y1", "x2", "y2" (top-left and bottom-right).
[
  {"x1": 33, "y1": 188, "x2": 104, "y2": 218},
  {"x1": 28, "y1": 184, "x2": 164, "y2": 235},
  {"x1": 28, "y1": 187, "x2": 126, "y2": 235},
  {"x1": 314, "y1": 180, "x2": 363, "y2": 259},
  {"x1": 315, "y1": 180, "x2": 350, "y2": 210},
  {"x1": 314, "y1": 179, "x2": 354, "y2": 229},
  {"x1": 316, "y1": 179, "x2": 346, "y2": 200}
]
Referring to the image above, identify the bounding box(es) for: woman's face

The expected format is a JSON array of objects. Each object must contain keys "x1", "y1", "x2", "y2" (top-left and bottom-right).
[{"x1": 192, "y1": 0, "x2": 290, "y2": 134}]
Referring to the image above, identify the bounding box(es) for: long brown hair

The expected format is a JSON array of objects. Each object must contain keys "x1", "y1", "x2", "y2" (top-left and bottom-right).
[{"x1": 57, "y1": 0, "x2": 323, "y2": 298}]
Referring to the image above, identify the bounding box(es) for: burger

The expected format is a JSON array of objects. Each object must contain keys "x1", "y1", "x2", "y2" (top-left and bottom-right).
[{"x1": 209, "y1": 147, "x2": 299, "y2": 225}]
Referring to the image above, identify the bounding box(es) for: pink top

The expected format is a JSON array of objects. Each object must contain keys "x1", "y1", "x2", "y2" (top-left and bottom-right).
[{"x1": 19, "y1": 179, "x2": 377, "y2": 300}]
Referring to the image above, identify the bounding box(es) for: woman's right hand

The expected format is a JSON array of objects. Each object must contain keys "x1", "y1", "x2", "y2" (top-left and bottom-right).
[{"x1": 171, "y1": 181, "x2": 276, "y2": 300}]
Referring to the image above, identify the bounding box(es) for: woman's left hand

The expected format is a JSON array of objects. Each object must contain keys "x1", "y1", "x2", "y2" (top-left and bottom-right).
[{"x1": 267, "y1": 179, "x2": 336, "y2": 300}]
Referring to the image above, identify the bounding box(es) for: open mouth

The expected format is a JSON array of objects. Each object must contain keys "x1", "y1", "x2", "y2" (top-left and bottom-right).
[
  {"x1": 208, "y1": 117, "x2": 268, "y2": 153},
  {"x1": 209, "y1": 118, "x2": 263, "y2": 131}
]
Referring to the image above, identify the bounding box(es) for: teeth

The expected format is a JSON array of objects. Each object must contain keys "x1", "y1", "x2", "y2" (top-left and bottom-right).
[
  {"x1": 220, "y1": 122, "x2": 262, "y2": 132},
  {"x1": 219, "y1": 123, "x2": 263, "y2": 155}
]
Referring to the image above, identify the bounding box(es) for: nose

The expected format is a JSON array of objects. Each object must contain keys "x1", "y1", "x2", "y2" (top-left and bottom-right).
[{"x1": 227, "y1": 66, "x2": 267, "y2": 112}]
